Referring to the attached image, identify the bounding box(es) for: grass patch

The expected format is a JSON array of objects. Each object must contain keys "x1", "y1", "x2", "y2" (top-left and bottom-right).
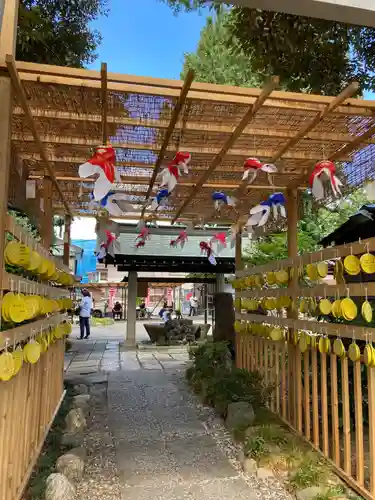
[
  {"x1": 23, "y1": 383, "x2": 75, "y2": 500},
  {"x1": 289, "y1": 456, "x2": 328, "y2": 489},
  {"x1": 315, "y1": 485, "x2": 347, "y2": 500}
]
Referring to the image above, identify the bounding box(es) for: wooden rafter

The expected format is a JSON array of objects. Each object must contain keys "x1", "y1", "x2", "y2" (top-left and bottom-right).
[
  {"x1": 10, "y1": 60, "x2": 375, "y2": 116},
  {"x1": 140, "y1": 69, "x2": 194, "y2": 217},
  {"x1": 13, "y1": 107, "x2": 375, "y2": 145},
  {"x1": 171, "y1": 77, "x2": 279, "y2": 223},
  {"x1": 5, "y1": 55, "x2": 73, "y2": 217}
]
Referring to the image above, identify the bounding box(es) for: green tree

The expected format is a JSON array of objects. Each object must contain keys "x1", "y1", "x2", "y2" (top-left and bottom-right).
[
  {"x1": 182, "y1": 7, "x2": 260, "y2": 87},
  {"x1": 162, "y1": 0, "x2": 375, "y2": 95},
  {"x1": 17, "y1": 0, "x2": 107, "y2": 67}
]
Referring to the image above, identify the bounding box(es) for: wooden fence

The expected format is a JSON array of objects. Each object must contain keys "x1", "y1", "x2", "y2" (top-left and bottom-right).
[
  {"x1": 234, "y1": 235, "x2": 375, "y2": 500},
  {"x1": 0, "y1": 339, "x2": 65, "y2": 500},
  {"x1": 0, "y1": 214, "x2": 75, "y2": 499}
]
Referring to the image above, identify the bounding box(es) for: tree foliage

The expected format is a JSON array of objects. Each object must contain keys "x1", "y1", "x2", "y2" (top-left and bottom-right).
[
  {"x1": 162, "y1": 0, "x2": 375, "y2": 95},
  {"x1": 227, "y1": 9, "x2": 369, "y2": 95},
  {"x1": 17, "y1": 0, "x2": 107, "y2": 67},
  {"x1": 182, "y1": 7, "x2": 259, "y2": 87},
  {"x1": 164, "y1": 0, "x2": 371, "y2": 265}
]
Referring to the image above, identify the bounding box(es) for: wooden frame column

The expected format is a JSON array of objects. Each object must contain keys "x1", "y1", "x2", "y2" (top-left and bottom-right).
[
  {"x1": 235, "y1": 231, "x2": 243, "y2": 311},
  {"x1": 126, "y1": 270, "x2": 137, "y2": 346},
  {"x1": 63, "y1": 215, "x2": 71, "y2": 267},
  {"x1": 286, "y1": 188, "x2": 299, "y2": 427},
  {"x1": 0, "y1": 0, "x2": 19, "y2": 280},
  {"x1": 42, "y1": 176, "x2": 53, "y2": 249}
]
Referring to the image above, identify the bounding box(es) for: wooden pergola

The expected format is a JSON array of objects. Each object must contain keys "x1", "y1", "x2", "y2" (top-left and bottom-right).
[
  {"x1": 4, "y1": 1, "x2": 375, "y2": 499},
  {"x1": 4, "y1": 56, "x2": 375, "y2": 228}
]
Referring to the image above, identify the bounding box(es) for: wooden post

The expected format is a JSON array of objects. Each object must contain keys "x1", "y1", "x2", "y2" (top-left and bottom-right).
[
  {"x1": 286, "y1": 188, "x2": 299, "y2": 427},
  {"x1": 42, "y1": 176, "x2": 53, "y2": 249},
  {"x1": 0, "y1": 0, "x2": 19, "y2": 283},
  {"x1": 63, "y1": 215, "x2": 71, "y2": 267},
  {"x1": 235, "y1": 230, "x2": 243, "y2": 313},
  {"x1": 234, "y1": 231, "x2": 243, "y2": 365},
  {"x1": 126, "y1": 271, "x2": 137, "y2": 346}
]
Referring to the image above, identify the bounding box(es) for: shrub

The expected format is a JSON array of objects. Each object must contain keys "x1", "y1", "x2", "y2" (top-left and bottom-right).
[{"x1": 186, "y1": 341, "x2": 270, "y2": 416}]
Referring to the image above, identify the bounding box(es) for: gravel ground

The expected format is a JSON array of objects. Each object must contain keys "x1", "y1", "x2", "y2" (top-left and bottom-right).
[
  {"x1": 75, "y1": 386, "x2": 122, "y2": 500},
  {"x1": 183, "y1": 380, "x2": 295, "y2": 500},
  {"x1": 74, "y1": 365, "x2": 293, "y2": 500}
]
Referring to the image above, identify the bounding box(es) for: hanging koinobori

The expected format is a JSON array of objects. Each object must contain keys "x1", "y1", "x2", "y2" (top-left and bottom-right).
[
  {"x1": 199, "y1": 241, "x2": 217, "y2": 266},
  {"x1": 160, "y1": 152, "x2": 191, "y2": 192},
  {"x1": 247, "y1": 192, "x2": 286, "y2": 232},
  {"x1": 135, "y1": 221, "x2": 151, "y2": 249},
  {"x1": 78, "y1": 145, "x2": 121, "y2": 201},
  {"x1": 90, "y1": 190, "x2": 135, "y2": 217},
  {"x1": 97, "y1": 230, "x2": 119, "y2": 260},
  {"x1": 150, "y1": 151, "x2": 192, "y2": 211},
  {"x1": 309, "y1": 160, "x2": 343, "y2": 201},
  {"x1": 150, "y1": 188, "x2": 170, "y2": 211},
  {"x1": 211, "y1": 192, "x2": 236, "y2": 212},
  {"x1": 242, "y1": 157, "x2": 278, "y2": 185},
  {"x1": 211, "y1": 232, "x2": 227, "y2": 253},
  {"x1": 170, "y1": 230, "x2": 188, "y2": 249}
]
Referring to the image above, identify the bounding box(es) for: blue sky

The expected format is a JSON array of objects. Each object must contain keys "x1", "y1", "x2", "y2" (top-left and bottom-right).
[
  {"x1": 89, "y1": 0, "x2": 375, "y2": 101},
  {"x1": 87, "y1": 0, "x2": 209, "y2": 79}
]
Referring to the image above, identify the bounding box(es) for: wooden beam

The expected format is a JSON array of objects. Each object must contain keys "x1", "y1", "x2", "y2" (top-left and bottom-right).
[
  {"x1": 10, "y1": 60, "x2": 375, "y2": 116},
  {"x1": 171, "y1": 77, "x2": 279, "y2": 223},
  {"x1": 236, "y1": 235, "x2": 375, "y2": 278},
  {"x1": 51, "y1": 211, "x2": 200, "y2": 223},
  {"x1": 14, "y1": 107, "x2": 375, "y2": 145},
  {"x1": 237, "y1": 311, "x2": 375, "y2": 343},
  {"x1": 5, "y1": 55, "x2": 73, "y2": 217},
  {"x1": 29, "y1": 174, "x2": 304, "y2": 191},
  {"x1": 141, "y1": 69, "x2": 194, "y2": 217},
  {"x1": 28, "y1": 163, "x2": 307, "y2": 176},
  {"x1": 100, "y1": 62, "x2": 108, "y2": 145}
]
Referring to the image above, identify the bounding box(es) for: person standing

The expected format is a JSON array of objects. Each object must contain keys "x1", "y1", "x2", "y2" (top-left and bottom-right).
[
  {"x1": 78, "y1": 289, "x2": 92, "y2": 339},
  {"x1": 189, "y1": 295, "x2": 199, "y2": 316}
]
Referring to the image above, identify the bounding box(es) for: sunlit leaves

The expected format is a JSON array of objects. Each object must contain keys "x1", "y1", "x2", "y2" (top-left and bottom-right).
[{"x1": 17, "y1": 0, "x2": 108, "y2": 67}]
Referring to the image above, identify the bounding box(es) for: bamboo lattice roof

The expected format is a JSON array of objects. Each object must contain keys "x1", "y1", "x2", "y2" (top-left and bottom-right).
[{"x1": 8, "y1": 60, "x2": 375, "y2": 224}]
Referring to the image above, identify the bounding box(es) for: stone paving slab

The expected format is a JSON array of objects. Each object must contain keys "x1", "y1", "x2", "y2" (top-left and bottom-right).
[
  {"x1": 121, "y1": 477, "x2": 258, "y2": 500},
  {"x1": 166, "y1": 435, "x2": 237, "y2": 481},
  {"x1": 116, "y1": 438, "x2": 180, "y2": 487}
]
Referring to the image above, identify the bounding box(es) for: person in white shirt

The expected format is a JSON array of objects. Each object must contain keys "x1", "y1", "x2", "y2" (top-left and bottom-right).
[
  {"x1": 79, "y1": 289, "x2": 93, "y2": 339},
  {"x1": 189, "y1": 295, "x2": 199, "y2": 317}
]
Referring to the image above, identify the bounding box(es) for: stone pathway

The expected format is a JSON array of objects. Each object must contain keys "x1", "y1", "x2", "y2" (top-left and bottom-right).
[{"x1": 65, "y1": 334, "x2": 293, "y2": 500}]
